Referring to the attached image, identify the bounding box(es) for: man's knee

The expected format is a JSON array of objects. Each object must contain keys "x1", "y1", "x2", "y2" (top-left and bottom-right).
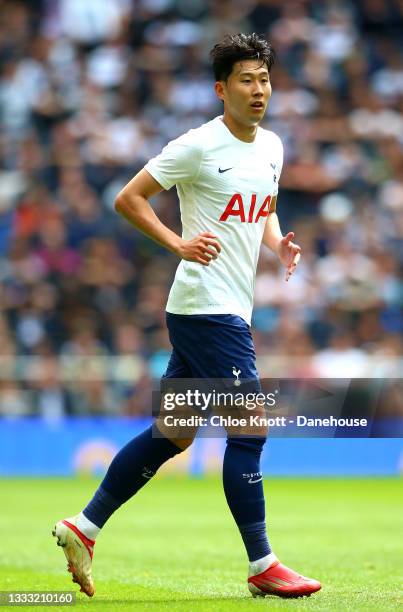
[
  {"x1": 153, "y1": 421, "x2": 195, "y2": 452},
  {"x1": 170, "y1": 437, "x2": 195, "y2": 451},
  {"x1": 155, "y1": 403, "x2": 199, "y2": 449}
]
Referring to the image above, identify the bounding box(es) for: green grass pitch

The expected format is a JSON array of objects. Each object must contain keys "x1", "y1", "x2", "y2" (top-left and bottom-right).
[{"x1": 0, "y1": 476, "x2": 402, "y2": 611}]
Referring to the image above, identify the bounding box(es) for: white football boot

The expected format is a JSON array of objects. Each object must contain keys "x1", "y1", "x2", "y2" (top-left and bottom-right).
[{"x1": 52, "y1": 516, "x2": 96, "y2": 597}]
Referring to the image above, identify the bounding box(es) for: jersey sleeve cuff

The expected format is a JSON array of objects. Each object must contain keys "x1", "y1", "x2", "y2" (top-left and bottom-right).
[{"x1": 144, "y1": 164, "x2": 173, "y2": 191}]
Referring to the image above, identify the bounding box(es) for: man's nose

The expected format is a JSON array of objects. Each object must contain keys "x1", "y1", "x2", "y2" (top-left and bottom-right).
[{"x1": 252, "y1": 82, "x2": 264, "y2": 96}]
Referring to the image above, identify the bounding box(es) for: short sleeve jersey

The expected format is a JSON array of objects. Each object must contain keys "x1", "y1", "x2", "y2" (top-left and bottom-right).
[{"x1": 145, "y1": 116, "x2": 284, "y2": 325}]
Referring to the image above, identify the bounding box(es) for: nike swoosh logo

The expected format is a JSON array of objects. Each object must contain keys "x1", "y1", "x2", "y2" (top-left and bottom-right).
[
  {"x1": 270, "y1": 163, "x2": 276, "y2": 169},
  {"x1": 218, "y1": 167, "x2": 233, "y2": 173},
  {"x1": 248, "y1": 477, "x2": 263, "y2": 484}
]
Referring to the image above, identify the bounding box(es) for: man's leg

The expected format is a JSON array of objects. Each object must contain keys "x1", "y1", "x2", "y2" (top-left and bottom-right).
[
  {"x1": 79, "y1": 423, "x2": 186, "y2": 535},
  {"x1": 223, "y1": 432, "x2": 321, "y2": 598},
  {"x1": 53, "y1": 425, "x2": 191, "y2": 596},
  {"x1": 53, "y1": 347, "x2": 193, "y2": 597},
  {"x1": 223, "y1": 435, "x2": 272, "y2": 571},
  {"x1": 79, "y1": 407, "x2": 196, "y2": 536}
]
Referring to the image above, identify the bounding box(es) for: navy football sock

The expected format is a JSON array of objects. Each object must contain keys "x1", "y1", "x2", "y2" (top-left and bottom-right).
[
  {"x1": 223, "y1": 437, "x2": 271, "y2": 562},
  {"x1": 83, "y1": 425, "x2": 181, "y2": 528}
]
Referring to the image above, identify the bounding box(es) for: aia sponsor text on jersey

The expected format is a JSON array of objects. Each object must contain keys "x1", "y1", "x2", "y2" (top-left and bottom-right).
[{"x1": 219, "y1": 193, "x2": 275, "y2": 223}]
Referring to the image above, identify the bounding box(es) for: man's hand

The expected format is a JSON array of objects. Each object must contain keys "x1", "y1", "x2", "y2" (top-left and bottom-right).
[
  {"x1": 176, "y1": 232, "x2": 221, "y2": 266},
  {"x1": 277, "y1": 231, "x2": 301, "y2": 281}
]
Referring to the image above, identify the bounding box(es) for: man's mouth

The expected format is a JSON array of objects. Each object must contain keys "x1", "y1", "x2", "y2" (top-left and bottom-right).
[{"x1": 250, "y1": 101, "x2": 264, "y2": 109}]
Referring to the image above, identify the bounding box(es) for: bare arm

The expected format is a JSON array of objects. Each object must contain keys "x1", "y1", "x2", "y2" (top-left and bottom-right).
[
  {"x1": 262, "y1": 201, "x2": 283, "y2": 253},
  {"x1": 115, "y1": 169, "x2": 221, "y2": 265},
  {"x1": 262, "y1": 200, "x2": 301, "y2": 282}
]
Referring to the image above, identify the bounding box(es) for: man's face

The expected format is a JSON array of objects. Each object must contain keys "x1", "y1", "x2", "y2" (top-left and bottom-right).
[{"x1": 216, "y1": 59, "x2": 272, "y2": 127}]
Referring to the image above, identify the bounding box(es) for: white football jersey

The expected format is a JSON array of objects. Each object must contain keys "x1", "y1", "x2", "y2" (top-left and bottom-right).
[{"x1": 145, "y1": 116, "x2": 283, "y2": 325}]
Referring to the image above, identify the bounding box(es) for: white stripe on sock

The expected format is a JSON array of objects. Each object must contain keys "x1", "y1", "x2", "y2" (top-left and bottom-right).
[
  {"x1": 76, "y1": 512, "x2": 101, "y2": 540},
  {"x1": 248, "y1": 552, "x2": 278, "y2": 577}
]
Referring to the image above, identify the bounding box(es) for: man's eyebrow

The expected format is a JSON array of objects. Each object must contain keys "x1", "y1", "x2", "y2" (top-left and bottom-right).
[{"x1": 238, "y1": 70, "x2": 269, "y2": 76}]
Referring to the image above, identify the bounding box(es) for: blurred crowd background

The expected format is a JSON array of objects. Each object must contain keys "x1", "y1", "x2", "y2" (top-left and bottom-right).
[{"x1": 0, "y1": 0, "x2": 402, "y2": 418}]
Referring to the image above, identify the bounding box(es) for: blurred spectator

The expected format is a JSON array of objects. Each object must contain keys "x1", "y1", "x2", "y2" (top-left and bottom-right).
[{"x1": 0, "y1": 0, "x2": 402, "y2": 416}]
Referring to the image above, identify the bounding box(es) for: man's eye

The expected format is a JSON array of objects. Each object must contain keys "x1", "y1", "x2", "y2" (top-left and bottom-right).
[{"x1": 242, "y1": 80, "x2": 251, "y2": 83}]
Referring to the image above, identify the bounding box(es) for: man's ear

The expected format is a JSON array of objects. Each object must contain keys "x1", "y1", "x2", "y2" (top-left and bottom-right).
[{"x1": 214, "y1": 81, "x2": 225, "y2": 103}]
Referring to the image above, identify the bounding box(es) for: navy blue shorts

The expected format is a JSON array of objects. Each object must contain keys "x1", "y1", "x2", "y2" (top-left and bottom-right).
[{"x1": 163, "y1": 313, "x2": 260, "y2": 388}]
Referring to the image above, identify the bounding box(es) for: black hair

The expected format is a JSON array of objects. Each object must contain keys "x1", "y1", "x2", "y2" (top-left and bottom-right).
[{"x1": 210, "y1": 33, "x2": 275, "y2": 81}]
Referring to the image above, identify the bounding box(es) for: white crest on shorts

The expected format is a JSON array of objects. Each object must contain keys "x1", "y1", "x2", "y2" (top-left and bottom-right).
[{"x1": 232, "y1": 367, "x2": 241, "y2": 386}]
